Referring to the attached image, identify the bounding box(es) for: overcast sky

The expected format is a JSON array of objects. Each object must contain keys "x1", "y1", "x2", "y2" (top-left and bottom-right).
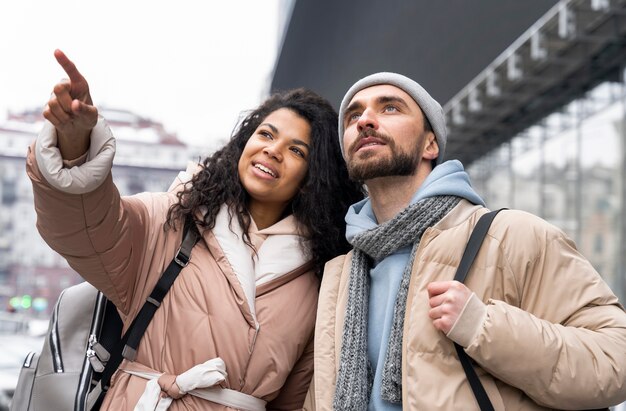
[{"x1": 0, "y1": 0, "x2": 288, "y2": 149}]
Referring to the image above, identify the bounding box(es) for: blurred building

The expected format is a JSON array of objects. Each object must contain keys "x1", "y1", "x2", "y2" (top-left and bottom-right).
[
  {"x1": 272, "y1": 0, "x2": 626, "y2": 301},
  {"x1": 0, "y1": 109, "x2": 207, "y2": 315}
]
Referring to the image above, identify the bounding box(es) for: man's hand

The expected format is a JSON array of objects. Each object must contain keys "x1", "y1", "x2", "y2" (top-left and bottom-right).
[
  {"x1": 427, "y1": 281, "x2": 472, "y2": 334},
  {"x1": 42, "y1": 49, "x2": 98, "y2": 160}
]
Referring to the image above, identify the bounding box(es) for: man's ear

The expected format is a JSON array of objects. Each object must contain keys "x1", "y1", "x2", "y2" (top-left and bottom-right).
[{"x1": 423, "y1": 132, "x2": 439, "y2": 160}]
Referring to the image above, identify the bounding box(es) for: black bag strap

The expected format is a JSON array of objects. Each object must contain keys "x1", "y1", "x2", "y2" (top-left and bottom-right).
[
  {"x1": 453, "y1": 209, "x2": 503, "y2": 284},
  {"x1": 452, "y1": 209, "x2": 505, "y2": 411},
  {"x1": 96, "y1": 215, "x2": 199, "y2": 400}
]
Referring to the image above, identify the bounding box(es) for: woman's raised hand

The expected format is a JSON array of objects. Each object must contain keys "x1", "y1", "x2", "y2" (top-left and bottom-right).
[{"x1": 43, "y1": 49, "x2": 98, "y2": 160}]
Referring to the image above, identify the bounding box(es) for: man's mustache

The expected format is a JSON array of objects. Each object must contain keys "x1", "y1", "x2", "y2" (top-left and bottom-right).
[{"x1": 348, "y1": 129, "x2": 393, "y2": 155}]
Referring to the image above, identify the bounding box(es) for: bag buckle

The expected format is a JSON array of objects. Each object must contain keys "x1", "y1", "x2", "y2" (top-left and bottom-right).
[{"x1": 174, "y1": 246, "x2": 190, "y2": 267}]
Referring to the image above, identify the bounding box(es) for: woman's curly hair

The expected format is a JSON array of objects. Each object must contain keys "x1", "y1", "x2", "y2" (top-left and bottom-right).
[{"x1": 166, "y1": 88, "x2": 364, "y2": 276}]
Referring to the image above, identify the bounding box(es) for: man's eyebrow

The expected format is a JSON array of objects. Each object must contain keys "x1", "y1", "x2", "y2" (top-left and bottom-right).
[
  {"x1": 344, "y1": 101, "x2": 364, "y2": 117},
  {"x1": 344, "y1": 95, "x2": 410, "y2": 119},
  {"x1": 377, "y1": 95, "x2": 410, "y2": 108},
  {"x1": 259, "y1": 123, "x2": 279, "y2": 133}
]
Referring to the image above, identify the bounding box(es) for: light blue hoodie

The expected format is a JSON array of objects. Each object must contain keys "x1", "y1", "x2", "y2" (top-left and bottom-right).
[{"x1": 344, "y1": 160, "x2": 485, "y2": 410}]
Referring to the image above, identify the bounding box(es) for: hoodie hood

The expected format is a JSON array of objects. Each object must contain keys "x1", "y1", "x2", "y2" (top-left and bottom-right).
[{"x1": 346, "y1": 160, "x2": 485, "y2": 242}]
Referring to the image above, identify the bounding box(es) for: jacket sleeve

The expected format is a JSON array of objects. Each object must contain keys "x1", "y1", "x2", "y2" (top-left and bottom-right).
[
  {"x1": 266, "y1": 333, "x2": 315, "y2": 411},
  {"x1": 463, "y1": 217, "x2": 626, "y2": 409},
  {"x1": 26, "y1": 119, "x2": 176, "y2": 318}
]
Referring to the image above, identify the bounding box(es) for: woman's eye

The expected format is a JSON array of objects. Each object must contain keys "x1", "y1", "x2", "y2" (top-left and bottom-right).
[
  {"x1": 259, "y1": 131, "x2": 273, "y2": 139},
  {"x1": 291, "y1": 147, "x2": 305, "y2": 158}
]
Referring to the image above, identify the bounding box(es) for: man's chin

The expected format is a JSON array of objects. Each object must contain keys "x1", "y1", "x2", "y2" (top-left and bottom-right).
[
  {"x1": 348, "y1": 150, "x2": 389, "y2": 166},
  {"x1": 348, "y1": 156, "x2": 420, "y2": 182},
  {"x1": 352, "y1": 145, "x2": 388, "y2": 159},
  {"x1": 348, "y1": 161, "x2": 392, "y2": 181}
]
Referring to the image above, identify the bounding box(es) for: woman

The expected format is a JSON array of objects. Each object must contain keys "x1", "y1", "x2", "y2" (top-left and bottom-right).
[{"x1": 27, "y1": 50, "x2": 363, "y2": 410}]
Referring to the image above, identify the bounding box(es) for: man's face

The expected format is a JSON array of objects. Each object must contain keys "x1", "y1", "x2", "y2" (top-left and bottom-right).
[{"x1": 341, "y1": 85, "x2": 435, "y2": 182}]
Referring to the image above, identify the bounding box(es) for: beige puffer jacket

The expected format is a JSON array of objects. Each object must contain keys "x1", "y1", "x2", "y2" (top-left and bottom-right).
[
  {"x1": 27, "y1": 120, "x2": 318, "y2": 410},
  {"x1": 308, "y1": 200, "x2": 626, "y2": 410}
]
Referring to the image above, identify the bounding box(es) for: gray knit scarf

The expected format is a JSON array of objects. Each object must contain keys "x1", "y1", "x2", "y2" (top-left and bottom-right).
[{"x1": 333, "y1": 195, "x2": 461, "y2": 410}]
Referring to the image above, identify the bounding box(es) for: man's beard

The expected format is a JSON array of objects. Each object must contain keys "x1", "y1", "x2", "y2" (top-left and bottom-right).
[{"x1": 346, "y1": 129, "x2": 423, "y2": 182}]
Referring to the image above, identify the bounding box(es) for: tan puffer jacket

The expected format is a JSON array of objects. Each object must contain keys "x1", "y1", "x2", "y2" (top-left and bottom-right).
[
  {"x1": 27, "y1": 120, "x2": 318, "y2": 410},
  {"x1": 308, "y1": 200, "x2": 626, "y2": 410}
]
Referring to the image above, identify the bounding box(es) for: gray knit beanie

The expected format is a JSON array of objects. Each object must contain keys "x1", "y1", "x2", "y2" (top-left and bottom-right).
[{"x1": 338, "y1": 72, "x2": 447, "y2": 165}]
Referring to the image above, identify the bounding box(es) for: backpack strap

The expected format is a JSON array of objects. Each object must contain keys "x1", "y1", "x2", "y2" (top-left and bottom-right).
[
  {"x1": 452, "y1": 208, "x2": 505, "y2": 411},
  {"x1": 91, "y1": 215, "x2": 199, "y2": 408},
  {"x1": 122, "y1": 217, "x2": 199, "y2": 361}
]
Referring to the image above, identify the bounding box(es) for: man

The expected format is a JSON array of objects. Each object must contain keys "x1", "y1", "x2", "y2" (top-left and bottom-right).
[{"x1": 307, "y1": 72, "x2": 626, "y2": 410}]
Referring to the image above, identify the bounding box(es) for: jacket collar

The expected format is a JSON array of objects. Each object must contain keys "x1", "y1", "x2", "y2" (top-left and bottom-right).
[{"x1": 430, "y1": 199, "x2": 486, "y2": 233}]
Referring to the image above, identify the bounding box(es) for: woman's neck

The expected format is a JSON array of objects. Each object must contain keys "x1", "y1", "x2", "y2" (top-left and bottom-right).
[{"x1": 248, "y1": 201, "x2": 287, "y2": 230}]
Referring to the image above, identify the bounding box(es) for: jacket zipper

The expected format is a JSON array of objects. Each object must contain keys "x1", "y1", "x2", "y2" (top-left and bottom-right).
[
  {"x1": 400, "y1": 228, "x2": 433, "y2": 405},
  {"x1": 23, "y1": 351, "x2": 36, "y2": 368},
  {"x1": 50, "y1": 289, "x2": 66, "y2": 373},
  {"x1": 75, "y1": 291, "x2": 108, "y2": 411}
]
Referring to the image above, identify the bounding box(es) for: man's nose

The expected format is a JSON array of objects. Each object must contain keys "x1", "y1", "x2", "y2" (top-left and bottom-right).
[{"x1": 357, "y1": 108, "x2": 378, "y2": 132}]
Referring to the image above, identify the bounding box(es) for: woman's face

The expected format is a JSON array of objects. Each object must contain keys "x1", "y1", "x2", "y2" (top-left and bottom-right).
[{"x1": 238, "y1": 108, "x2": 311, "y2": 222}]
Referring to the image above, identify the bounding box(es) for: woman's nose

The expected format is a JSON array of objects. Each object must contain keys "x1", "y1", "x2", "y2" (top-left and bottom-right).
[{"x1": 263, "y1": 143, "x2": 283, "y2": 162}]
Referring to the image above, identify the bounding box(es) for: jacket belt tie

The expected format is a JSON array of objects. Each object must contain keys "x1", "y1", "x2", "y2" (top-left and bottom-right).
[{"x1": 121, "y1": 357, "x2": 266, "y2": 411}]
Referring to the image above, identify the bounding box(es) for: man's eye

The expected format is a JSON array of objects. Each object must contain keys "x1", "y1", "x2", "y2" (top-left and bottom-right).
[
  {"x1": 384, "y1": 105, "x2": 398, "y2": 113},
  {"x1": 348, "y1": 113, "x2": 360, "y2": 123}
]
